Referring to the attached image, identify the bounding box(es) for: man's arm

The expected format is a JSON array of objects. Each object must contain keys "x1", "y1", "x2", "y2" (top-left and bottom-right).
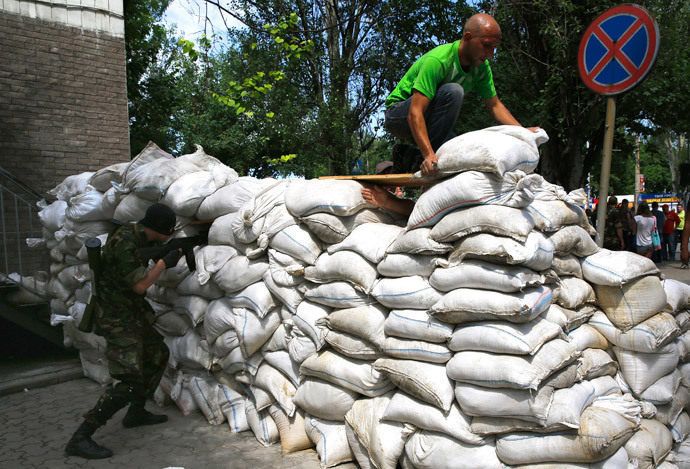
[
  {"x1": 361, "y1": 185, "x2": 415, "y2": 217},
  {"x1": 408, "y1": 91, "x2": 437, "y2": 176},
  {"x1": 132, "y1": 259, "x2": 166, "y2": 295}
]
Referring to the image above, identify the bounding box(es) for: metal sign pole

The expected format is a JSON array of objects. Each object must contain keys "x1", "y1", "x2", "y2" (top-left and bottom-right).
[{"x1": 595, "y1": 96, "x2": 617, "y2": 247}]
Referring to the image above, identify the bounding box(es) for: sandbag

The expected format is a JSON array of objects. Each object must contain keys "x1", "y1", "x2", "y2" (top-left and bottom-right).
[
  {"x1": 386, "y1": 227, "x2": 452, "y2": 255},
  {"x1": 327, "y1": 222, "x2": 404, "y2": 263},
  {"x1": 267, "y1": 248, "x2": 305, "y2": 287},
  {"x1": 663, "y1": 278, "x2": 690, "y2": 313},
  {"x1": 448, "y1": 231, "x2": 554, "y2": 272},
  {"x1": 547, "y1": 225, "x2": 599, "y2": 257},
  {"x1": 320, "y1": 304, "x2": 388, "y2": 348},
  {"x1": 89, "y1": 161, "x2": 127, "y2": 192},
  {"x1": 371, "y1": 276, "x2": 443, "y2": 310},
  {"x1": 430, "y1": 205, "x2": 535, "y2": 242},
  {"x1": 454, "y1": 381, "x2": 554, "y2": 423},
  {"x1": 381, "y1": 337, "x2": 451, "y2": 363},
  {"x1": 551, "y1": 254, "x2": 584, "y2": 278},
  {"x1": 578, "y1": 348, "x2": 618, "y2": 381},
  {"x1": 544, "y1": 376, "x2": 621, "y2": 429},
  {"x1": 268, "y1": 223, "x2": 323, "y2": 265},
  {"x1": 526, "y1": 199, "x2": 587, "y2": 232},
  {"x1": 293, "y1": 377, "x2": 359, "y2": 421},
  {"x1": 196, "y1": 176, "x2": 267, "y2": 220},
  {"x1": 623, "y1": 418, "x2": 673, "y2": 469},
  {"x1": 613, "y1": 344, "x2": 680, "y2": 395},
  {"x1": 554, "y1": 276, "x2": 596, "y2": 309},
  {"x1": 49, "y1": 172, "x2": 94, "y2": 201},
  {"x1": 304, "y1": 416, "x2": 354, "y2": 468},
  {"x1": 212, "y1": 255, "x2": 269, "y2": 293},
  {"x1": 226, "y1": 281, "x2": 276, "y2": 318},
  {"x1": 218, "y1": 384, "x2": 249, "y2": 433},
  {"x1": 567, "y1": 324, "x2": 610, "y2": 352},
  {"x1": 161, "y1": 170, "x2": 218, "y2": 217},
  {"x1": 377, "y1": 252, "x2": 441, "y2": 278},
  {"x1": 245, "y1": 398, "x2": 280, "y2": 446},
  {"x1": 449, "y1": 317, "x2": 562, "y2": 355},
  {"x1": 65, "y1": 190, "x2": 104, "y2": 222},
  {"x1": 301, "y1": 208, "x2": 401, "y2": 244},
  {"x1": 589, "y1": 311, "x2": 679, "y2": 353},
  {"x1": 404, "y1": 431, "x2": 505, "y2": 469},
  {"x1": 543, "y1": 304, "x2": 596, "y2": 332},
  {"x1": 173, "y1": 295, "x2": 209, "y2": 326},
  {"x1": 188, "y1": 373, "x2": 225, "y2": 425},
  {"x1": 300, "y1": 281, "x2": 375, "y2": 308},
  {"x1": 324, "y1": 329, "x2": 382, "y2": 360},
  {"x1": 594, "y1": 275, "x2": 668, "y2": 332},
  {"x1": 372, "y1": 358, "x2": 454, "y2": 411},
  {"x1": 293, "y1": 300, "x2": 331, "y2": 350},
  {"x1": 429, "y1": 259, "x2": 545, "y2": 293},
  {"x1": 383, "y1": 309, "x2": 453, "y2": 343},
  {"x1": 254, "y1": 363, "x2": 297, "y2": 417},
  {"x1": 430, "y1": 285, "x2": 552, "y2": 324},
  {"x1": 233, "y1": 307, "x2": 281, "y2": 359},
  {"x1": 285, "y1": 179, "x2": 372, "y2": 217},
  {"x1": 581, "y1": 250, "x2": 659, "y2": 286}
]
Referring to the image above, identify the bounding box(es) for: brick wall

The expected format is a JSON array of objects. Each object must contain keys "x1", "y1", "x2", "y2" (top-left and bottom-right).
[{"x1": 0, "y1": 9, "x2": 129, "y2": 197}]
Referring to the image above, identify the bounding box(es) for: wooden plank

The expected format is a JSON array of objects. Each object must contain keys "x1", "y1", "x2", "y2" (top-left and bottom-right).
[{"x1": 318, "y1": 174, "x2": 436, "y2": 187}]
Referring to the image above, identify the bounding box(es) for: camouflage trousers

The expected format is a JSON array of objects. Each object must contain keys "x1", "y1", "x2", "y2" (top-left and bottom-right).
[{"x1": 83, "y1": 322, "x2": 169, "y2": 426}]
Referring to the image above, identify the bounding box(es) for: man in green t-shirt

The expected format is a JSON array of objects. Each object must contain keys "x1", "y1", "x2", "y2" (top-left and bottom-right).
[{"x1": 385, "y1": 13, "x2": 539, "y2": 176}]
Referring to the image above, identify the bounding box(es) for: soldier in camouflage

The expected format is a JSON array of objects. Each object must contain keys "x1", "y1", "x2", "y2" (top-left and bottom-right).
[
  {"x1": 65, "y1": 203, "x2": 182, "y2": 459},
  {"x1": 603, "y1": 196, "x2": 625, "y2": 251}
]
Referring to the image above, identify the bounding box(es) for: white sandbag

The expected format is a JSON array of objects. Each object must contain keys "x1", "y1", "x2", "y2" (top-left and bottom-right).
[
  {"x1": 212, "y1": 255, "x2": 269, "y2": 293},
  {"x1": 208, "y1": 212, "x2": 246, "y2": 248},
  {"x1": 581, "y1": 249, "x2": 659, "y2": 286},
  {"x1": 543, "y1": 304, "x2": 596, "y2": 332},
  {"x1": 218, "y1": 384, "x2": 249, "y2": 433},
  {"x1": 430, "y1": 205, "x2": 535, "y2": 242},
  {"x1": 545, "y1": 376, "x2": 621, "y2": 428},
  {"x1": 285, "y1": 179, "x2": 372, "y2": 217},
  {"x1": 654, "y1": 386, "x2": 690, "y2": 425},
  {"x1": 300, "y1": 350, "x2": 395, "y2": 397},
  {"x1": 217, "y1": 347, "x2": 256, "y2": 374},
  {"x1": 65, "y1": 190, "x2": 104, "y2": 222},
  {"x1": 454, "y1": 381, "x2": 554, "y2": 423},
  {"x1": 320, "y1": 304, "x2": 388, "y2": 348},
  {"x1": 195, "y1": 245, "x2": 239, "y2": 286},
  {"x1": 613, "y1": 344, "x2": 680, "y2": 395},
  {"x1": 579, "y1": 348, "x2": 618, "y2": 381},
  {"x1": 293, "y1": 377, "x2": 359, "y2": 421},
  {"x1": 449, "y1": 317, "x2": 562, "y2": 355},
  {"x1": 434, "y1": 125, "x2": 547, "y2": 175},
  {"x1": 304, "y1": 416, "x2": 354, "y2": 468},
  {"x1": 508, "y1": 447, "x2": 630, "y2": 468},
  {"x1": 372, "y1": 358, "x2": 454, "y2": 411},
  {"x1": 677, "y1": 331, "x2": 690, "y2": 361},
  {"x1": 245, "y1": 398, "x2": 280, "y2": 446},
  {"x1": 304, "y1": 251, "x2": 378, "y2": 293},
  {"x1": 447, "y1": 339, "x2": 578, "y2": 391},
  {"x1": 260, "y1": 330, "x2": 291, "y2": 358},
  {"x1": 196, "y1": 176, "x2": 267, "y2": 220},
  {"x1": 547, "y1": 225, "x2": 599, "y2": 257},
  {"x1": 429, "y1": 259, "x2": 545, "y2": 293},
  {"x1": 327, "y1": 222, "x2": 404, "y2": 263},
  {"x1": 267, "y1": 248, "x2": 305, "y2": 287},
  {"x1": 324, "y1": 329, "x2": 382, "y2": 360},
  {"x1": 405, "y1": 431, "x2": 505, "y2": 469},
  {"x1": 384, "y1": 309, "x2": 453, "y2": 343},
  {"x1": 663, "y1": 278, "x2": 690, "y2": 313},
  {"x1": 633, "y1": 369, "x2": 682, "y2": 406},
  {"x1": 212, "y1": 330, "x2": 239, "y2": 356},
  {"x1": 254, "y1": 363, "x2": 297, "y2": 417},
  {"x1": 48, "y1": 172, "x2": 94, "y2": 201},
  {"x1": 79, "y1": 351, "x2": 112, "y2": 385},
  {"x1": 189, "y1": 373, "x2": 225, "y2": 425},
  {"x1": 300, "y1": 281, "x2": 375, "y2": 308},
  {"x1": 176, "y1": 272, "x2": 224, "y2": 299},
  {"x1": 233, "y1": 307, "x2": 281, "y2": 359},
  {"x1": 386, "y1": 227, "x2": 452, "y2": 255},
  {"x1": 204, "y1": 298, "x2": 235, "y2": 343},
  {"x1": 173, "y1": 295, "x2": 209, "y2": 327},
  {"x1": 670, "y1": 411, "x2": 690, "y2": 443},
  {"x1": 567, "y1": 324, "x2": 610, "y2": 352},
  {"x1": 57, "y1": 264, "x2": 88, "y2": 289},
  {"x1": 371, "y1": 276, "x2": 442, "y2": 310},
  {"x1": 594, "y1": 275, "x2": 668, "y2": 332},
  {"x1": 89, "y1": 161, "x2": 127, "y2": 192},
  {"x1": 430, "y1": 285, "x2": 552, "y2": 324},
  {"x1": 526, "y1": 199, "x2": 587, "y2": 232},
  {"x1": 406, "y1": 170, "x2": 536, "y2": 230},
  {"x1": 624, "y1": 418, "x2": 673, "y2": 468},
  {"x1": 269, "y1": 223, "x2": 323, "y2": 265},
  {"x1": 47, "y1": 277, "x2": 72, "y2": 303},
  {"x1": 293, "y1": 301, "x2": 331, "y2": 350},
  {"x1": 120, "y1": 141, "x2": 173, "y2": 184},
  {"x1": 112, "y1": 192, "x2": 152, "y2": 222},
  {"x1": 251, "y1": 385, "x2": 274, "y2": 412},
  {"x1": 230, "y1": 180, "x2": 292, "y2": 244},
  {"x1": 226, "y1": 281, "x2": 276, "y2": 318},
  {"x1": 676, "y1": 312, "x2": 690, "y2": 333},
  {"x1": 344, "y1": 393, "x2": 411, "y2": 469},
  {"x1": 161, "y1": 171, "x2": 218, "y2": 217},
  {"x1": 495, "y1": 406, "x2": 637, "y2": 465},
  {"x1": 448, "y1": 231, "x2": 554, "y2": 272},
  {"x1": 377, "y1": 252, "x2": 441, "y2": 278},
  {"x1": 551, "y1": 254, "x2": 584, "y2": 278},
  {"x1": 168, "y1": 329, "x2": 213, "y2": 370},
  {"x1": 381, "y1": 337, "x2": 451, "y2": 363},
  {"x1": 262, "y1": 270, "x2": 303, "y2": 314},
  {"x1": 38, "y1": 199, "x2": 68, "y2": 232},
  {"x1": 154, "y1": 311, "x2": 190, "y2": 337},
  {"x1": 589, "y1": 311, "x2": 679, "y2": 353},
  {"x1": 554, "y1": 276, "x2": 596, "y2": 309},
  {"x1": 301, "y1": 208, "x2": 402, "y2": 245},
  {"x1": 384, "y1": 391, "x2": 482, "y2": 444}
]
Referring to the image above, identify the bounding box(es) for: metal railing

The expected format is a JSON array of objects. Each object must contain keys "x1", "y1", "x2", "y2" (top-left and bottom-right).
[{"x1": 0, "y1": 166, "x2": 50, "y2": 297}]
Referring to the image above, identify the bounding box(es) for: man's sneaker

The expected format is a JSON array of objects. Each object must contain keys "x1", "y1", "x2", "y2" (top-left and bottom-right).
[{"x1": 681, "y1": 263, "x2": 688, "y2": 269}]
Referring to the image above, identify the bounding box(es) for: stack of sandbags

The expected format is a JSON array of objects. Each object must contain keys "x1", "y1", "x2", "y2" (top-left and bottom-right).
[{"x1": 583, "y1": 253, "x2": 690, "y2": 467}]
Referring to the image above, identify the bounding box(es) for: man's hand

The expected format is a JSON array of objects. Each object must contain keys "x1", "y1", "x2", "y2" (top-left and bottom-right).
[
  {"x1": 162, "y1": 248, "x2": 183, "y2": 268},
  {"x1": 420, "y1": 154, "x2": 438, "y2": 176},
  {"x1": 526, "y1": 126, "x2": 541, "y2": 133},
  {"x1": 362, "y1": 185, "x2": 393, "y2": 209}
]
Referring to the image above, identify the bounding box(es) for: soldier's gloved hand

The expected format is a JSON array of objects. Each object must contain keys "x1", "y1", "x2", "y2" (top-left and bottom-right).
[{"x1": 162, "y1": 248, "x2": 183, "y2": 268}]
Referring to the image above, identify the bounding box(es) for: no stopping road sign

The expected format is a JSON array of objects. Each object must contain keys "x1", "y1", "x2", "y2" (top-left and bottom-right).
[{"x1": 578, "y1": 4, "x2": 659, "y2": 95}]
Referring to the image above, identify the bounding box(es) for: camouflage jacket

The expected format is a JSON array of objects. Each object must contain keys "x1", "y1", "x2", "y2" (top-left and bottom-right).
[
  {"x1": 603, "y1": 206, "x2": 624, "y2": 250},
  {"x1": 95, "y1": 223, "x2": 161, "y2": 336}
]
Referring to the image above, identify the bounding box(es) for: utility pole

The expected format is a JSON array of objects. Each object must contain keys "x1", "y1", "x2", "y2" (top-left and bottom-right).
[{"x1": 634, "y1": 134, "x2": 641, "y2": 213}]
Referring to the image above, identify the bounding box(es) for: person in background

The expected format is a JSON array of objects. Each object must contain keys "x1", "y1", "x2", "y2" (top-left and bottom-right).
[
  {"x1": 618, "y1": 199, "x2": 635, "y2": 252},
  {"x1": 633, "y1": 202, "x2": 657, "y2": 259},
  {"x1": 602, "y1": 196, "x2": 625, "y2": 251},
  {"x1": 681, "y1": 204, "x2": 690, "y2": 268},
  {"x1": 360, "y1": 160, "x2": 416, "y2": 216},
  {"x1": 65, "y1": 203, "x2": 181, "y2": 459},
  {"x1": 676, "y1": 204, "x2": 685, "y2": 264},
  {"x1": 662, "y1": 204, "x2": 681, "y2": 262},
  {"x1": 651, "y1": 202, "x2": 665, "y2": 262},
  {"x1": 383, "y1": 13, "x2": 540, "y2": 176}
]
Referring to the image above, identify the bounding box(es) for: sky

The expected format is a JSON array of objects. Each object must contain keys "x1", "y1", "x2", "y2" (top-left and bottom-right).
[{"x1": 163, "y1": 0, "x2": 244, "y2": 42}]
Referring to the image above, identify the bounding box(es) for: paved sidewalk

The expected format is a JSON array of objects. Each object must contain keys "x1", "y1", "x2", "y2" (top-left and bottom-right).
[{"x1": 0, "y1": 377, "x2": 355, "y2": 469}]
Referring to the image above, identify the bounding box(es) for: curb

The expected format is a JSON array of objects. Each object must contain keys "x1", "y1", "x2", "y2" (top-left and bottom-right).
[{"x1": 0, "y1": 359, "x2": 83, "y2": 397}]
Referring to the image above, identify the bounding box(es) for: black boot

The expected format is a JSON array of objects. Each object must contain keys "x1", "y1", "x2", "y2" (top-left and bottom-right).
[
  {"x1": 122, "y1": 398, "x2": 168, "y2": 428},
  {"x1": 65, "y1": 421, "x2": 113, "y2": 459}
]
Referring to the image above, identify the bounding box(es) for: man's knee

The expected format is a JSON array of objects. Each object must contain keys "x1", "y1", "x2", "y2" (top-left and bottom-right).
[{"x1": 436, "y1": 83, "x2": 464, "y2": 106}]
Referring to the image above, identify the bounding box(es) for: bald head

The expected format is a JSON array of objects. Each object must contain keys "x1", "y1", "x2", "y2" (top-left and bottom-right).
[{"x1": 464, "y1": 13, "x2": 501, "y2": 39}]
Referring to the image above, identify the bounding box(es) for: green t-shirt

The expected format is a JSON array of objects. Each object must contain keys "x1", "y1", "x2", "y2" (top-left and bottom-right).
[{"x1": 385, "y1": 40, "x2": 497, "y2": 108}]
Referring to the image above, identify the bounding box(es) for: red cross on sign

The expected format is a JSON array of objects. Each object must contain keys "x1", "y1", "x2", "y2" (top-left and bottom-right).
[{"x1": 578, "y1": 4, "x2": 659, "y2": 95}]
